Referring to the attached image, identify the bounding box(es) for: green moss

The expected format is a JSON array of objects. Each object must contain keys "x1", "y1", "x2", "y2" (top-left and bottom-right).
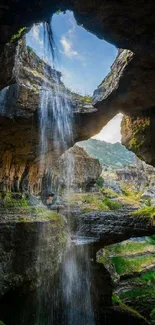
[
  {"x1": 106, "y1": 241, "x2": 152, "y2": 256},
  {"x1": 149, "y1": 235, "x2": 155, "y2": 245},
  {"x1": 129, "y1": 137, "x2": 139, "y2": 151},
  {"x1": 112, "y1": 255, "x2": 155, "y2": 275},
  {"x1": 150, "y1": 309, "x2": 155, "y2": 324},
  {"x1": 120, "y1": 287, "x2": 155, "y2": 300},
  {"x1": 101, "y1": 188, "x2": 119, "y2": 198},
  {"x1": 112, "y1": 294, "x2": 147, "y2": 321},
  {"x1": 127, "y1": 116, "x2": 150, "y2": 155},
  {"x1": 31, "y1": 85, "x2": 39, "y2": 94},
  {"x1": 27, "y1": 207, "x2": 64, "y2": 224},
  {"x1": 124, "y1": 53, "x2": 131, "y2": 63},
  {"x1": 103, "y1": 198, "x2": 122, "y2": 210},
  {"x1": 120, "y1": 185, "x2": 142, "y2": 205},
  {"x1": 132, "y1": 206, "x2": 155, "y2": 218},
  {"x1": 80, "y1": 95, "x2": 92, "y2": 103},
  {"x1": 56, "y1": 9, "x2": 63, "y2": 14},
  {"x1": 139, "y1": 271, "x2": 155, "y2": 284},
  {"x1": 98, "y1": 256, "x2": 108, "y2": 265},
  {"x1": 31, "y1": 69, "x2": 44, "y2": 78},
  {"x1": 0, "y1": 192, "x2": 29, "y2": 208},
  {"x1": 10, "y1": 27, "x2": 28, "y2": 44}
]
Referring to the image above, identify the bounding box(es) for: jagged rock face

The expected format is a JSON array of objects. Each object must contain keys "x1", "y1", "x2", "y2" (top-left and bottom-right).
[
  {"x1": 92, "y1": 48, "x2": 155, "y2": 165},
  {"x1": 1, "y1": 1, "x2": 155, "y2": 55},
  {"x1": 93, "y1": 49, "x2": 155, "y2": 116},
  {"x1": 121, "y1": 114, "x2": 155, "y2": 166},
  {"x1": 116, "y1": 160, "x2": 155, "y2": 191}
]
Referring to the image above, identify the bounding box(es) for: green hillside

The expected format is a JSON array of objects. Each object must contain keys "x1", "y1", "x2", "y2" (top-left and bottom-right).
[{"x1": 77, "y1": 138, "x2": 136, "y2": 168}]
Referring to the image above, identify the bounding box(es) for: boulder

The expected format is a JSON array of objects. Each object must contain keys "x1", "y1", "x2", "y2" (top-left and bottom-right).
[{"x1": 58, "y1": 145, "x2": 102, "y2": 192}]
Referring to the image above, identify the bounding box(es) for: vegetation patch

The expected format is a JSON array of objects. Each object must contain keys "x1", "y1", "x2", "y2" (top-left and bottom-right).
[
  {"x1": 120, "y1": 287, "x2": 155, "y2": 300},
  {"x1": 112, "y1": 255, "x2": 155, "y2": 275},
  {"x1": 31, "y1": 69, "x2": 44, "y2": 78},
  {"x1": 79, "y1": 95, "x2": 92, "y2": 103},
  {"x1": 103, "y1": 198, "x2": 122, "y2": 210},
  {"x1": 104, "y1": 241, "x2": 154, "y2": 256},
  {"x1": 132, "y1": 206, "x2": 155, "y2": 218},
  {"x1": 67, "y1": 192, "x2": 122, "y2": 212},
  {"x1": 10, "y1": 27, "x2": 28, "y2": 44},
  {"x1": 0, "y1": 192, "x2": 29, "y2": 208},
  {"x1": 150, "y1": 309, "x2": 155, "y2": 325},
  {"x1": 112, "y1": 294, "x2": 147, "y2": 321}
]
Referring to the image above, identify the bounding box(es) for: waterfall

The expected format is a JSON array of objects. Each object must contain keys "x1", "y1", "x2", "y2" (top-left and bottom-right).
[
  {"x1": 0, "y1": 86, "x2": 9, "y2": 114},
  {"x1": 62, "y1": 245, "x2": 94, "y2": 325},
  {"x1": 34, "y1": 20, "x2": 94, "y2": 325}
]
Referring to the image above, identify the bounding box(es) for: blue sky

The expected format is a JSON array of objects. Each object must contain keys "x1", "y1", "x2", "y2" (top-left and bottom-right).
[
  {"x1": 26, "y1": 10, "x2": 117, "y2": 96},
  {"x1": 26, "y1": 11, "x2": 122, "y2": 143}
]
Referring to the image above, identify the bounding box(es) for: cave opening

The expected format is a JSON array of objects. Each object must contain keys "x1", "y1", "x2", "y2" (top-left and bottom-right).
[
  {"x1": 26, "y1": 10, "x2": 117, "y2": 97},
  {"x1": 0, "y1": 5, "x2": 155, "y2": 325}
]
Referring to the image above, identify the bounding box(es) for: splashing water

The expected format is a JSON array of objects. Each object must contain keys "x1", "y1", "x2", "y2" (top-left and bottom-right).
[{"x1": 62, "y1": 245, "x2": 94, "y2": 325}]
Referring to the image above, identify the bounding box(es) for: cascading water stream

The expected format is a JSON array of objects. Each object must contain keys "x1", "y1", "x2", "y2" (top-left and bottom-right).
[{"x1": 36, "y1": 20, "x2": 94, "y2": 325}]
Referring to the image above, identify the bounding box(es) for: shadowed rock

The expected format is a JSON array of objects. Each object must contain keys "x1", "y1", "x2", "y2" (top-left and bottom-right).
[{"x1": 71, "y1": 210, "x2": 155, "y2": 252}]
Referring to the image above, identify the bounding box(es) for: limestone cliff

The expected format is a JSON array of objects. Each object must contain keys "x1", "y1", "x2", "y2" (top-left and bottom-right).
[{"x1": 0, "y1": 38, "x2": 104, "y2": 194}]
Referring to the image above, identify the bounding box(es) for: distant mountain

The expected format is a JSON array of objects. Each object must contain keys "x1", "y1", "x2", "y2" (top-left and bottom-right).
[{"x1": 77, "y1": 139, "x2": 136, "y2": 168}]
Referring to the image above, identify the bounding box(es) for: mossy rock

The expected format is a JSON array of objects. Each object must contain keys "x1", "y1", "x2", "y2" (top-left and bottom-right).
[
  {"x1": 112, "y1": 294, "x2": 147, "y2": 323},
  {"x1": 0, "y1": 191, "x2": 29, "y2": 208}
]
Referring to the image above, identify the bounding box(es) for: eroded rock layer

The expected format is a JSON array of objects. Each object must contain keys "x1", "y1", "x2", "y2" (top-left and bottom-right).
[{"x1": 0, "y1": 38, "x2": 108, "y2": 193}]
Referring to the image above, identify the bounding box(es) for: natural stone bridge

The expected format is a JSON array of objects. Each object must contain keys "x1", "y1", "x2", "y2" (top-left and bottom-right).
[{"x1": 70, "y1": 210, "x2": 155, "y2": 254}]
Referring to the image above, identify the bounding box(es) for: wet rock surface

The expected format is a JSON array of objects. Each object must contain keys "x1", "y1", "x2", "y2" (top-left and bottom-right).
[
  {"x1": 0, "y1": 201, "x2": 67, "y2": 298},
  {"x1": 71, "y1": 210, "x2": 155, "y2": 251}
]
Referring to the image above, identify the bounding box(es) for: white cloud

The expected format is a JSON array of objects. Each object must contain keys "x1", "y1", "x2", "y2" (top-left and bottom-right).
[
  {"x1": 59, "y1": 14, "x2": 85, "y2": 64},
  {"x1": 92, "y1": 113, "x2": 123, "y2": 143},
  {"x1": 60, "y1": 36, "x2": 78, "y2": 58}
]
